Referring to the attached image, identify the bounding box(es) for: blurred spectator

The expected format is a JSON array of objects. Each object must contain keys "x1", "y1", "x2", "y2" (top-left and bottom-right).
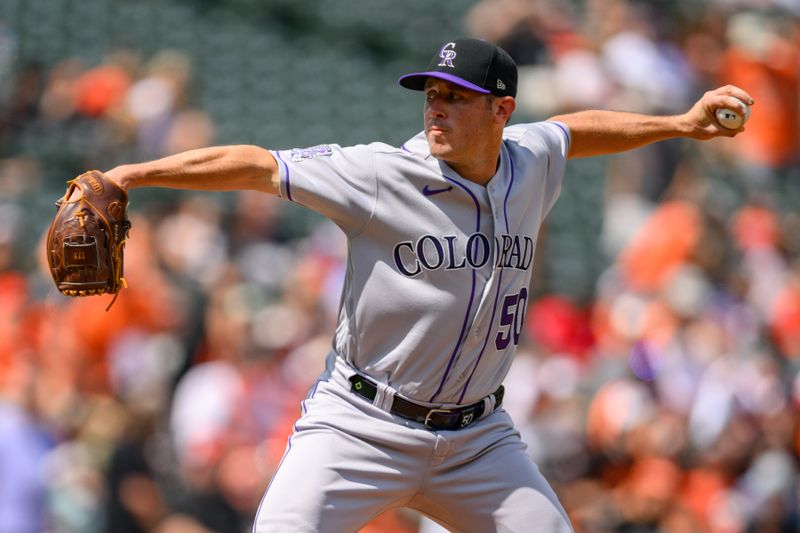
[
  {"x1": 721, "y1": 10, "x2": 800, "y2": 171},
  {"x1": 125, "y1": 50, "x2": 196, "y2": 159},
  {"x1": 0, "y1": 60, "x2": 43, "y2": 143},
  {"x1": 0, "y1": 349, "x2": 54, "y2": 533},
  {"x1": 74, "y1": 53, "x2": 133, "y2": 118}
]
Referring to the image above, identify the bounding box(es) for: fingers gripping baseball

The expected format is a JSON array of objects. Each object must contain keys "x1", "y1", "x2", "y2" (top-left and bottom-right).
[{"x1": 687, "y1": 85, "x2": 754, "y2": 139}]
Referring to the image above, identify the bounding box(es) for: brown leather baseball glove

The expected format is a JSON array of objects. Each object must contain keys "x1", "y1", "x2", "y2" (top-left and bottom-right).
[{"x1": 46, "y1": 170, "x2": 131, "y2": 308}]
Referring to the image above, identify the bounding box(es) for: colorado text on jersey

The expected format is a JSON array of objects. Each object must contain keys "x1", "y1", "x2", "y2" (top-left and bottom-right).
[{"x1": 392, "y1": 233, "x2": 534, "y2": 277}]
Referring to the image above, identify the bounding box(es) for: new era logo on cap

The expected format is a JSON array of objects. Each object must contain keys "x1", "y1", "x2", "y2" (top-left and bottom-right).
[{"x1": 398, "y1": 38, "x2": 518, "y2": 98}]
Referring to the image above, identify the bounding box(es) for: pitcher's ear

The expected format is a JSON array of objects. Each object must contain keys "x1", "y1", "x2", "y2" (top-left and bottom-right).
[{"x1": 495, "y1": 96, "x2": 516, "y2": 124}]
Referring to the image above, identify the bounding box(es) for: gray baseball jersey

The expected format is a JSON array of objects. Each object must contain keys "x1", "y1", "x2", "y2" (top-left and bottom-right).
[
  {"x1": 255, "y1": 121, "x2": 573, "y2": 532},
  {"x1": 271, "y1": 121, "x2": 569, "y2": 405}
]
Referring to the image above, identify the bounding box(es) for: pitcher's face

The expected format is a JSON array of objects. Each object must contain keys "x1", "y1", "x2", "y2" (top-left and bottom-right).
[{"x1": 423, "y1": 79, "x2": 495, "y2": 167}]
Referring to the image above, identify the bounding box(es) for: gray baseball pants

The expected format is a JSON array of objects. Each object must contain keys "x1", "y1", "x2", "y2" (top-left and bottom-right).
[{"x1": 253, "y1": 359, "x2": 573, "y2": 532}]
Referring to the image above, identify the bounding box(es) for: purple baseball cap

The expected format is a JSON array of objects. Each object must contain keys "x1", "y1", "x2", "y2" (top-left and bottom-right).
[{"x1": 399, "y1": 38, "x2": 517, "y2": 97}]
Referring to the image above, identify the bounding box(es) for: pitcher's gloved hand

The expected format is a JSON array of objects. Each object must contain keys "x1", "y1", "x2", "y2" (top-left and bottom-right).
[{"x1": 46, "y1": 170, "x2": 131, "y2": 308}]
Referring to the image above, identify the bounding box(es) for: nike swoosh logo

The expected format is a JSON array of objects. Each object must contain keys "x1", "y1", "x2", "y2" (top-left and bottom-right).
[{"x1": 422, "y1": 185, "x2": 453, "y2": 196}]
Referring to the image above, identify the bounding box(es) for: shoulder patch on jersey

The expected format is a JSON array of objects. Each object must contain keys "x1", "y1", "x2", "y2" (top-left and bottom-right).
[{"x1": 290, "y1": 144, "x2": 334, "y2": 162}]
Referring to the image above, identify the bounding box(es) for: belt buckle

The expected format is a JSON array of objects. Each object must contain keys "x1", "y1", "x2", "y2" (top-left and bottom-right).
[
  {"x1": 424, "y1": 407, "x2": 478, "y2": 430},
  {"x1": 424, "y1": 408, "x2": 456, "y2": 430}
]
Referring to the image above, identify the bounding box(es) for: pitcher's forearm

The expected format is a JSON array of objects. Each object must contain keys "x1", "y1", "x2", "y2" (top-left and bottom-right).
[
  {"x1": 550, "y1": 86, "x2": 753, "y2": 159},
  {"x1": 550, "y1": 111, "x2": 692, "y2": 158},
  {"x1": 105, "y1": 145, "x2": 280, "y2": 194}
]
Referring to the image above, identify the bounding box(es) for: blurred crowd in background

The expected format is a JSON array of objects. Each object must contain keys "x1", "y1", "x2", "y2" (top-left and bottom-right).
[{"x1": 0, "y1": 0, "x2": 799, "y2": 532}]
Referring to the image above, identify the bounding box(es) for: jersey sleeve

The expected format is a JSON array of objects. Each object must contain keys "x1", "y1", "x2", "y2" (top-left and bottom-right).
[
  {"x1": 519, "y1": 121, "x2": 570, "y2": 220},
  {"x1": 271, "y1": 144, "x2": 377, "y2": 236}
]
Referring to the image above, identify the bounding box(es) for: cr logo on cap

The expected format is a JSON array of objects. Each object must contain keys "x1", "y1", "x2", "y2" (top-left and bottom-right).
[{"x1": 438, "y1": 42, "x2": 457, "y2": 68}]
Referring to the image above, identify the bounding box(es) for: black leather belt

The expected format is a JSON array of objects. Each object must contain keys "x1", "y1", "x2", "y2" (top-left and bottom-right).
[{"x1": 348, "y1": 374, "x2": 504, "y2": 431}]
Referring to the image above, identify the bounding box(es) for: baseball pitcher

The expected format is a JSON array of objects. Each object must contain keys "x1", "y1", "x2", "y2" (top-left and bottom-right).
[{"x1": 51, "y1": 38, "x2": 751, "y2": 532}]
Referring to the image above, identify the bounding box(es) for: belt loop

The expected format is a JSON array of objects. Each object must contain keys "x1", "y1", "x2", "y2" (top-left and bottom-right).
[
  {"x1": 482, "y1": 394, "x2": 496, "y2": 419},
  {"x1": 373, "y1": 381, "x2": 394, "y2": 412}
]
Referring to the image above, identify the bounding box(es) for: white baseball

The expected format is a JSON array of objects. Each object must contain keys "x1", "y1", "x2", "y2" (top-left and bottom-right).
[{"x1": 715, "y1": 96, "x2": 750, "y2": 129}]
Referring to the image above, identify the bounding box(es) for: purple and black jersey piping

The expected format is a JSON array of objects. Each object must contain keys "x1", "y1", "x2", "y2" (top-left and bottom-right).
[
  {"x1": 428, "y1": 176, "x2": 481, "y2": 403},
  {"x1": 549, "y1": 121, "x2": 571, "y2": 153},
  {"x1": 252, "y1": 376, "x2": 326, "y2": 532},
  {"x1": 273, "y1": 150, "x2": 292, "y2": 201},
  {"x1": 457, "y1": 146, "x2": 516, "y2": 403}
]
